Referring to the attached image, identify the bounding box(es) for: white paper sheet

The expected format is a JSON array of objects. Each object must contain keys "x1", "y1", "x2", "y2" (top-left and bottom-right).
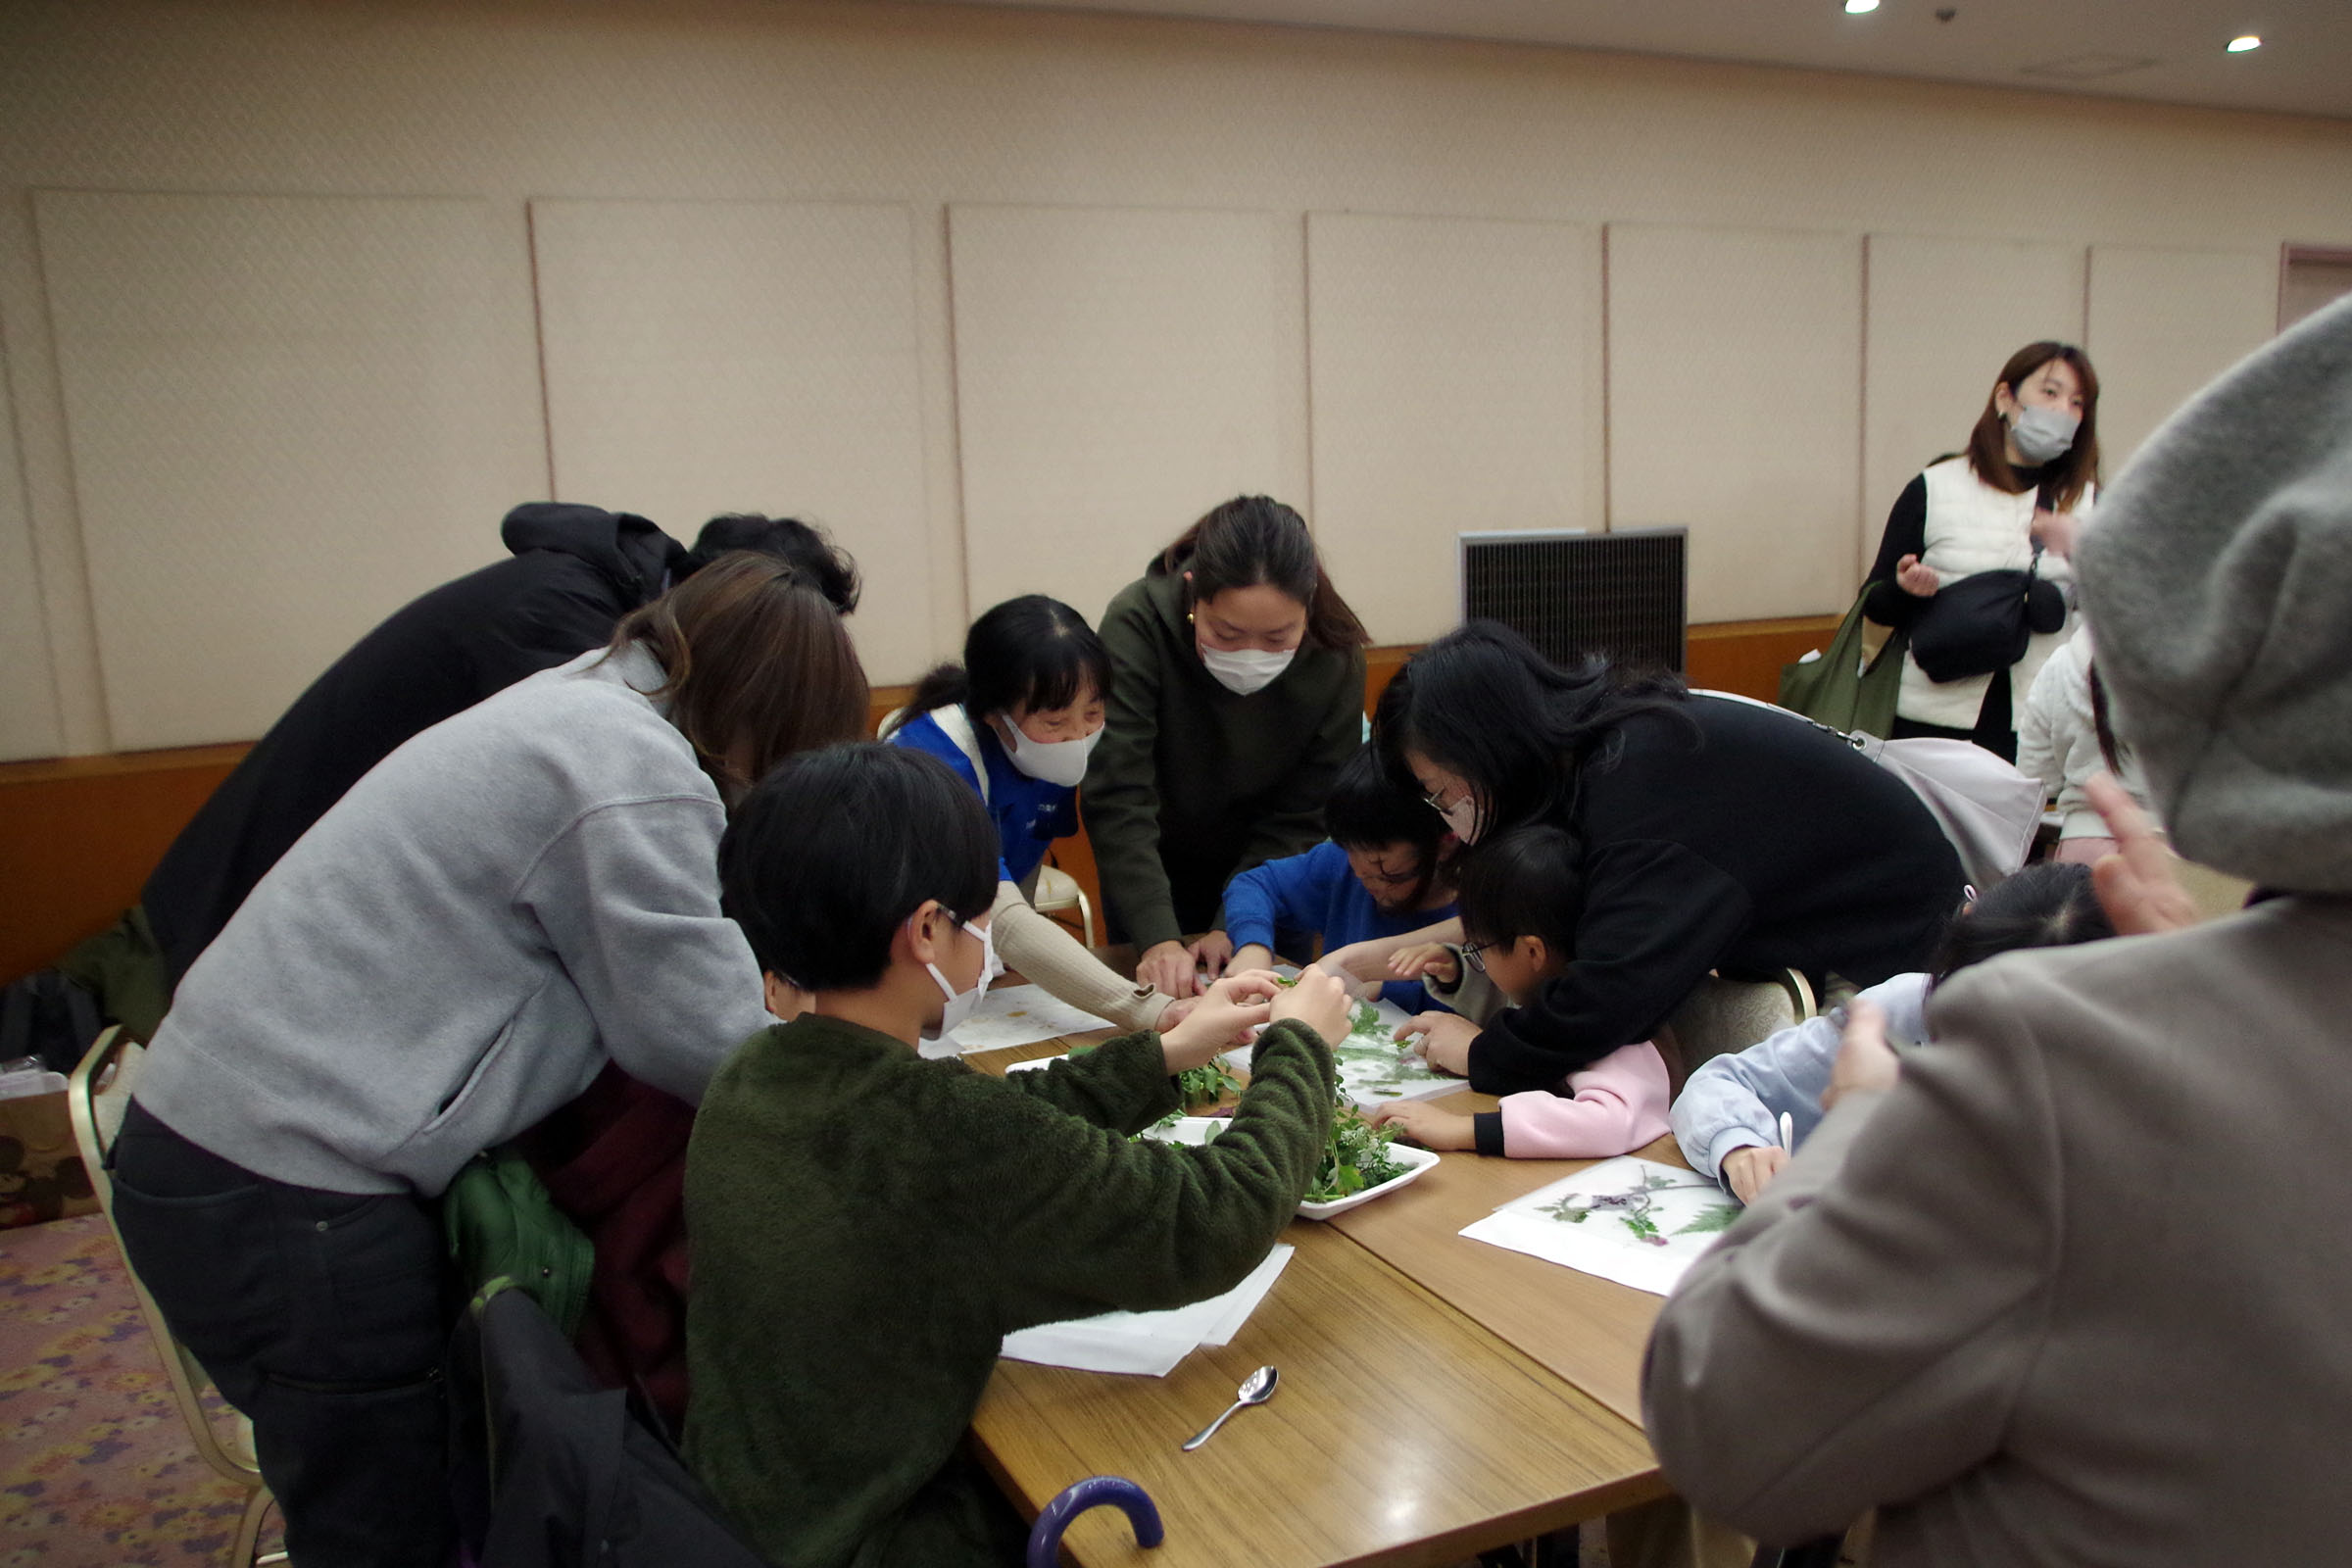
[
  {"x1": 922, "y1": 983, "x2": 1115, "y2": 1058},
  {"x1": 997, "y1": 1244, "x2": 1294, "y2": 1377},
  {"x1": 1326, "y1": 995, "x2": 1468, "y2": 1107},
  {"x1": 1458, "y1": 1155, "x2": 1740, "y2": 1298}
]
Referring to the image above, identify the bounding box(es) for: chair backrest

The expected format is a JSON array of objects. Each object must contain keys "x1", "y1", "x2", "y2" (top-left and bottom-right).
[
  {"x1": 457, "y1": 1284, "x2": 768, "y2": 1568},
  {"x1": 1659, "y1": 970, "x2": 1815, "y2": 1089},
  {"x1": 67, "y1": 1028, "x2": 266, "y2": 1489}
]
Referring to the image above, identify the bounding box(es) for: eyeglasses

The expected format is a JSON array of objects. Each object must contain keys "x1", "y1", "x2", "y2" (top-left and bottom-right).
[{"x1": 1459, "y1": 937, "x2": 1507, "y2": 975}]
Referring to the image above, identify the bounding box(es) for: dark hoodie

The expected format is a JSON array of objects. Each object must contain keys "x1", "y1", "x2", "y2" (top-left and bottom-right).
[{"x1": 142, "y1": 503, "x2": 686, "y2": 986}]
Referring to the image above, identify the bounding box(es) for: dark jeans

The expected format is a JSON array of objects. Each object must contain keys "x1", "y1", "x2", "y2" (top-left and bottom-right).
[{"x1": 109, "y1": 1101, "x2": 455, "y2": 1568}]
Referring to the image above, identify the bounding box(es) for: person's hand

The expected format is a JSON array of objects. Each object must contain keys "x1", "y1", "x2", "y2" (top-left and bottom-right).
[
  {"x1": 1227, "y1": 942, "x2": 1275, "y2": 977},
  {"x1": 1187, "y1": 929, "x2": 1236, "y2": 985},
  {"x1": 2085, "y1": 771, "x2": 2198, "y2": 936},
  {"x1": 1387, "y1": 942, "x2": 1460, "y2": 985},
  {"x1": 1267, "y1": 966, "x2": 1352, "y2": 1047},
  {"x1": 1367, "y1": 1100, "x2": 1477, "y2": 1152},
  {"x1": 1158, "y1": 969, "x2": 1282, "y2": 1071},
  {"x1": 1136, "y1": 940, "x2": 1199, "y2": 1000},
  {"x1": 1396, "y1": 1011, "x2": 1478, "y2": 1077},
  {"x1": 2030, "y1": 506, "x2": 2081, "y2": 560},
  {"x1": 1823, "y1": 999, "x2": 1901, "y2": 1111},
  {"x1": 1151, "y1": 994, "x2": 1200, "y2": 1034},
  {"x1": 1721, "y1": 1145, "x2": 1789, "y2": 1205},
  {"x1": 1895, "y1": 554, "x2": 1940, "y2": 597}
]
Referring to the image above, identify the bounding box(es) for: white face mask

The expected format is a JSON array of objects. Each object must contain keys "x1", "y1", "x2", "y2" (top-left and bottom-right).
[
  {"x1": 997, "y1": 717, "x2": 1102, "y2": 788},
  {"x1": 1199, "y1": 643, "x2": 1296, "y2": 696},
  {"x1": 1441, "y1": 795, "x2": 1483, "y2": 846},
  {"x1": 920, "y1": 915, "x2": 1001, "y2": 1042},
  {"x1": 2008, "y1": 404, "x2": 2080, "y2": 465}
]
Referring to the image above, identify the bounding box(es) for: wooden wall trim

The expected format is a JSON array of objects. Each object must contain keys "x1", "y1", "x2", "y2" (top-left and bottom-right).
[{"x1": 0, "y1": 623, "x2": 1836, "y2": 985}]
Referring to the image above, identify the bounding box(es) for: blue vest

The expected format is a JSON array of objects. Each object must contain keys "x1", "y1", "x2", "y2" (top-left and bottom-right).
[{"x1": 888, "y1": 708, "x2": 1080, "y2": 886}]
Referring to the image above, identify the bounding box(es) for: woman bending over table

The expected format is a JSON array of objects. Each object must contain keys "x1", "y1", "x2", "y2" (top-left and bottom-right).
[
  {"x1": 1375, "y1": 621, "x2": 1965, "y2": 1095},
  {"x1": 1084, "y1": 495, "x2": 1369, "y2": 999}
]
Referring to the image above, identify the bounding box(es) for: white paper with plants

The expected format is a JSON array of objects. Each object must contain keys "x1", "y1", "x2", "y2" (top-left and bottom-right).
[{"x1": 1458, "y1": 1155, "x2": 1740, "y2": 1297}]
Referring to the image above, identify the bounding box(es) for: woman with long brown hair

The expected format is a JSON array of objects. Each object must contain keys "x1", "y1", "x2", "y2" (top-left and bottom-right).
[
  {"x1": 1862, "y1": 341, "x2": 2102, "y2": 760},
  {"x1": 107, "y1": 552, "x2": 866, "y2": 1568},
  {"x1": 1084, "y1": 495, "x2": 1370, "y2": 1000}
]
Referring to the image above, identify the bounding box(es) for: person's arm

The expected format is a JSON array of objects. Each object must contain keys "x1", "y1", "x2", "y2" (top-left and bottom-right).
[
  {"x1": 1672, "y1": 1014, "x2": 1840, "y2": 1189},
  {"x1": 1473, "y1": 1041, "x2": 1672, "y2": 1159},
  {"x1": 1082, "y1": 594, "x2": 1183, "y2": 952},
  {"x1": 1226, "y1": 649, "x2": 1369, "y2": 893},
  {"x1": 2013, "y1": 658, "x2": 2066, "y2": 805},
  {"x1": 1860, "y1": 476, "x2": 1934, "y2": 629},
  {"x1": 1466, "y1": 838, "x2": 1752, "y2": 1095},
  {"x1": 1225, "y1": 843, "x2": 1349, "y2": 969},
  {"x1": 1642, "y1": 963, "x2": 2060, "y2": 1544},
  {"x1": 988, "y1": 880, "x2": 1172, "y2": 1034},
  {"x1": 975, "y1": 1016, "x2": 1337, "y2": 1321},
  {"x1": 517, "y1": 796, "x2": 772, "y2": 1105}
]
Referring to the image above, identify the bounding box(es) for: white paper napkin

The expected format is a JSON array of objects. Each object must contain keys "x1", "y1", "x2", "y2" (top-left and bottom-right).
[{"x1": 998, "y1": 1244, "x2": 1294, "y2": 1377}]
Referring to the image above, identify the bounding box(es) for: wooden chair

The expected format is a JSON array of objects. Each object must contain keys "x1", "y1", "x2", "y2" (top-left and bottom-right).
[
  {"x1": 1659, "y1": 970, "x2": 1816, "y2": 1089},
  {"x1": 66, "y1": 1028, "x2": 286, "y2": 1568}
]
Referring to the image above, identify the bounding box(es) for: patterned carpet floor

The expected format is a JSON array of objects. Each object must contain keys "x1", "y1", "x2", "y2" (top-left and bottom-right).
[{"x1": 0, "y1": 1213, "x2": 282, "y2": 1567}]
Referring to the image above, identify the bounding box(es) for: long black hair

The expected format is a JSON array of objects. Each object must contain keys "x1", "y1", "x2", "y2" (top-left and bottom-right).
[
  {"x1": 892, "y1": 595, "x2": 1110, "y2": 730},
  {"x1": 1153, "y1": 495, "x2": 1368, "y2": 652},
  {"x1": 1374, "y1": 620, "x2": 1691, "y2": 839},
  {"x1": 1929, "y1": 860, "x2": 2115, "y2": 986}
]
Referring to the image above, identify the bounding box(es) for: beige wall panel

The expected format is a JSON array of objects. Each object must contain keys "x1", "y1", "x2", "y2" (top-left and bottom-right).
[
  {"x1": 2087, "y1": 245, "x2": 2278, "y2": 471},
  {"x1": 0, "y1": 356, "x2": 65, "y2": 760},
  {"x1": 1307, "y1": 213, "x2": 1602, "y2": 645},
  {"x1": 949, "y1": 204, "x2": 1307, "y2": 626},
  {"x1": 532, "y1": 199, "x2": 933, "y2": 683},
  {"x1": 1608, "y1": 223, "x2": 1862, "y2": 622},
  {"x1": 1861, "y1": 233, "x2": 2083, "y2": 575},
  {"x1": 34, "y1": 190, "x2": 544, "y2": 750}
]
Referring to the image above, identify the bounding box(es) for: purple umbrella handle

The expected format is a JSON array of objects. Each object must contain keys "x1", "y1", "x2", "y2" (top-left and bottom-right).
[{"x1": 1025, "y1": 1475, "x2": 1164, "y2": 1567}]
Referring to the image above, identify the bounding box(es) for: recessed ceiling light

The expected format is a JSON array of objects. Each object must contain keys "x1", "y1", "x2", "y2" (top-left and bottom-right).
[
  {"x1": 1845, "y1": 0, "x2": 1881, "y2": 13},
  {"x1": 2227, "y1": 34, "x2": 2262, "y2": 52}
]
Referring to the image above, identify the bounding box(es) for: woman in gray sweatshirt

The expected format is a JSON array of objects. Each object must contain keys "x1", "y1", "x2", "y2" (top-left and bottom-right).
[{"x1": 108, "y1": 553, "x2": 868, "y2": 1568}]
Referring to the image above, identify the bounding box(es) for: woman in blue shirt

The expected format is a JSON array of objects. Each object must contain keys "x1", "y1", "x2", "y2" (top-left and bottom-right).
[
  {"x1": 1217, "y1": 747, "x2": 1459, "y2": 1013},
  {"x1": 888, "y1": 596, "x2": 1178, "y2": 1034}
]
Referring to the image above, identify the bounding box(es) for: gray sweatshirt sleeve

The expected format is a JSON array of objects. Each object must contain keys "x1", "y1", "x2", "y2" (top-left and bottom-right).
[
  {"x1": 518, "y1": 793, "x2": 771, "y2": 1104},
  {"x1": 1672, "y1": 972, "x2": 1934, "y2": 1190}
]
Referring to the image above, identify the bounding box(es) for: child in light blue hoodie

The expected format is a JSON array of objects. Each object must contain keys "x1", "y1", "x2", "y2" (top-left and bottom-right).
[{"x1": 1674, "y1": 861, "x2": 2113, "y2": 1203}]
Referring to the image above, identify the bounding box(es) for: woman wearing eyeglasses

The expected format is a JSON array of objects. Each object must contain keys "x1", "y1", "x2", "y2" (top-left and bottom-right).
[{"x1": 1372, "y1": 621, "x2": 1965, "y2": 1095}]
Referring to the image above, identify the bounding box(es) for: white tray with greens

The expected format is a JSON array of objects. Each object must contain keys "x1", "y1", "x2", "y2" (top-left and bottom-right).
[{"x1": 1137, "y1": 1105, "x2": 1439, "y2": 1221}]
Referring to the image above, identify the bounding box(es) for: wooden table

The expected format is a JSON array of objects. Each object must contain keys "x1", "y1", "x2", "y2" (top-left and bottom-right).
[
  {"x1": 962, "y1": 1035, "x2": 1678, "y2": 1567},
  {"x1": 1329, "y1": 1089, "x2": 1690, "y2": 1429}
]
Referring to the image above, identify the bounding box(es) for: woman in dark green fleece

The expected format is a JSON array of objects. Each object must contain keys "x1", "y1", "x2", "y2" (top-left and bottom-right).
[
  {"x1": 1085, "y1": 495, "x2": 1371, "y2": 1000},
  {"x1": 685, "y1": 742, "x2": 1347, "y2": 1568}
]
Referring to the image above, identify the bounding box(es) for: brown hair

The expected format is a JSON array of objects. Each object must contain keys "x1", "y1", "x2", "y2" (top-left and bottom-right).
[
  {"x1": 607, "y1": 551, "x2": 869, "y2": 801},
  {"x1": 1156, "y1": 495, "x2": 1369, "y2": 651},
  {"x1": 1965, "y1": 342, "x2": 2102, "y2": 514}
]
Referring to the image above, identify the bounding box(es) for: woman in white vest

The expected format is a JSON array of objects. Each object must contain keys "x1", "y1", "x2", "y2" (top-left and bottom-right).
[
  {"x1": 885, "y1": 594, "x2": 1183, "y2": 1036},
  {"x1": 1861, "y1": 342, "x2": 2101, "y2": 760}
]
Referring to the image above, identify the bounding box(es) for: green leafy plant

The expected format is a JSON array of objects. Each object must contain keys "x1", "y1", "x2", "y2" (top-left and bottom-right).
[
  {"x1": 1539, "y1": 1170, "x2": 1725, "y2": 1248},
  {"x1": 1175, "y1": 1058, "x2": 1245, "y2": 1109},
  {"x1": 1305, "y1": 1100, "x2": 1410, "y2": 1203}
]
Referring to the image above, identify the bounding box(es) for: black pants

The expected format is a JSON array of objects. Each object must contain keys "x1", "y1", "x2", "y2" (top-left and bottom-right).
[
  {"x1": 1893, "y1": 666, "x2": 2017, "y2": 763},
  {"x1": 109, "y1": 1101, "x2": 455, "y2": 1568}
]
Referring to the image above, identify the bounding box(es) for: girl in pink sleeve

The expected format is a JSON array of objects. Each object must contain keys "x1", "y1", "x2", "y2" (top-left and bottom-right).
[{"x1": 1369, "y1": 825, "x2": 1671, "y2": 1158}]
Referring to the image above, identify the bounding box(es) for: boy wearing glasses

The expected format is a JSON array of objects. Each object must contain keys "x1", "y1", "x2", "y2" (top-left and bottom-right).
[{"x1": 1370, "y1": 825, "x2": 1671, "y2": 1159}]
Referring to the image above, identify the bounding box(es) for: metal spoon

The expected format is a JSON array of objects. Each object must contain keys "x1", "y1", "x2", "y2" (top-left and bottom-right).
[{"x1": 1180, "y1": 1365, "x2": 1278, "y2": 1451}]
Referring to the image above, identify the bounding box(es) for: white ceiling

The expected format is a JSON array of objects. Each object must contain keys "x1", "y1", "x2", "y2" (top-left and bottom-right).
[{"x1": 910, "y1": 0, "x2": 2352, "y2": 121}]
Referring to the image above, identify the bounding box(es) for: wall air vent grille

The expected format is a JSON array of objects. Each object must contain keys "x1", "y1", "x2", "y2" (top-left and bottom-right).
[{"x1": 1457, "y1": 528, "x2": 1688, "y2": 675}]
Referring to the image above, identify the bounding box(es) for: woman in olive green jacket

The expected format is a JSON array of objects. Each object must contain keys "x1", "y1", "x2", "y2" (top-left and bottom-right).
[{"x1": 1085, "y1": 496, "x2": 1370, "y2": 999}]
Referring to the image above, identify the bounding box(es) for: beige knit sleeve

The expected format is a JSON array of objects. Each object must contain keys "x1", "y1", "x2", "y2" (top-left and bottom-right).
[{"x1": 990, "y1": 879, "x2": 1173, "y2": 1034}]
